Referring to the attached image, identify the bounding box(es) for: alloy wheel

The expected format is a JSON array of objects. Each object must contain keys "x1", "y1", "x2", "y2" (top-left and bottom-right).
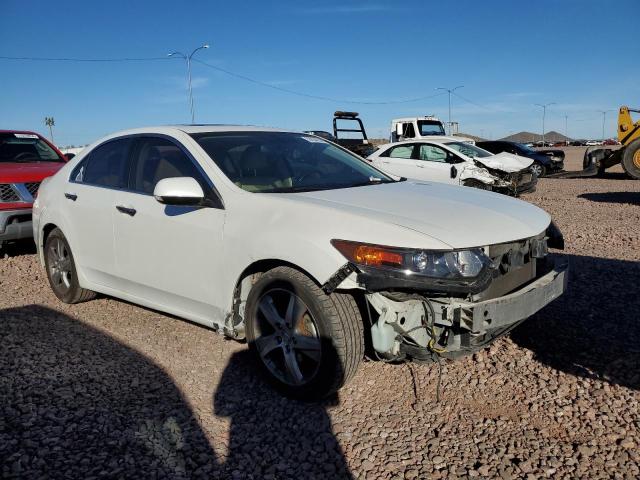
[
  {"x1": 47, "y1": 237, "x2": 73, "y2": 292},
  {"x1": 530, "y1": 163, "x2": 544, "y2": 177},
  {"x1": 253, "y1": 288, "x2": 322, "y2": 386}
]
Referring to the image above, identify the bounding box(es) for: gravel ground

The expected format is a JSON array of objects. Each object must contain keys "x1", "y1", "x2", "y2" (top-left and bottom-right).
[{"x1": 1, "y1": 147, "x2": 639, "y2": 479}]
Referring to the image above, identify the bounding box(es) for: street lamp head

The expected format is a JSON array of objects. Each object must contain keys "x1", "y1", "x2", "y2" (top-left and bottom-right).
[
  {"x1": 168, "y1": 51, "x2": 185, "y2": 58},
  {"x1": 202, "y1": 44, "x2": 210, "y2": 49}
]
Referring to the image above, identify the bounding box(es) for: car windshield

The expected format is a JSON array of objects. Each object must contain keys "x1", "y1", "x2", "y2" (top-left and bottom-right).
[
  {"x1": 445, "y1": 142, "x2": 492, "y2": 158},
  {"x1": 0, "y1": 133, "x2": 64, "y2": 163},
  {"x1": 191, "y1": 131, "x2": 395, "y2": 193},
  {"x1": 417, "y1": 120, "x2": 445, "y2": 136}
]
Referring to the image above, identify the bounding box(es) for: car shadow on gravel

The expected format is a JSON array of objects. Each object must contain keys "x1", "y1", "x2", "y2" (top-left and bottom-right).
[
  {"x1": 511, "y1": 254, "x2": 640, "y2": 390},
  {"x1": 214, "y1": 349, "x2": 353, "y2": 479},
  {"x1": 0, "y1": 239, "x2": 36, "y2": 258},
  {"x1": 0, "y1": 305, "x2": 218, "y2": 479},
  {"x1": 578, "y1": 192, "x2": 640, "y2": 206}
]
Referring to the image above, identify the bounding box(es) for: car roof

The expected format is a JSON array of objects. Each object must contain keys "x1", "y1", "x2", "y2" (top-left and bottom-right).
[{"x1": 0, "y1": 129, "x2": 44, "y2": 136}]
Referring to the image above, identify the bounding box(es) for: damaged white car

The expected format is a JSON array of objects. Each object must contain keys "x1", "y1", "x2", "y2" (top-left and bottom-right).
[
  {"x1": 368, "y1": 138, "x2": 537, "y2": 196},
  {"x1": 33, "y1": 126, "x2": 567, "y2": 399}
]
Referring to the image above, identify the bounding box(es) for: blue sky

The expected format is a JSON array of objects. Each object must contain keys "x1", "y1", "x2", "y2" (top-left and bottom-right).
[{"x1": 1, "y1": 0, "x2": 638, "y2": 146}]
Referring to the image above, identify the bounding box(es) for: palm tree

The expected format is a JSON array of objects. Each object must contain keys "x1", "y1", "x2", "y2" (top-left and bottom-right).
[{"x1": 44, "y1": 117, "x2": 55, "y2": 143}]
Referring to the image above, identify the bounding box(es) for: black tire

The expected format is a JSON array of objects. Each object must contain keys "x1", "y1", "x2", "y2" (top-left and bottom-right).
[
  {"x1": 245, "y1": 266, "x2": 364, "y2": 400},
  {"x1": 463, "y1": 179, "x2": 491, "y2": 190},
  {"x1": 530, "y1": 162, "x2": 546, "y2": 178},
  {"x1": 44, "y1": 228, "x2": 96, "y2": 304},
  {"x1": 622, "y1": 139, "x2": 640, "y2": 180}
]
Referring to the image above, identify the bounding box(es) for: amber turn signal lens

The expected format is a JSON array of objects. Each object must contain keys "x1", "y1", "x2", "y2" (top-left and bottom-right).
[{"x1": 331, "y1": 240, "x2": 404, "y2": 267}]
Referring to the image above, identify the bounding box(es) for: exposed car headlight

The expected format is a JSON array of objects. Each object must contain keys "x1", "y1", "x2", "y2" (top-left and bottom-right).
[{"x1": 331, "y1": 240, "x2": 490, "y2": 280}]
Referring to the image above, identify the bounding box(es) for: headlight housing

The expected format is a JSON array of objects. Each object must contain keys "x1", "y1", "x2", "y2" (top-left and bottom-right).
[{"x1": 331, "y1": 239, "x2": 491, "y2": 286}]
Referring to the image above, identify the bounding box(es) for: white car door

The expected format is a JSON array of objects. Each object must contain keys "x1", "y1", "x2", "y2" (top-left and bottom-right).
[
  {"x1": 111, "y1": 135, "x2": 227, "y2": 324},
  {"x1": 371, "y1": 144, "x2": 418, "y2": 178},
  {"x1": 415, "y1": 144, "x2": 458, "y2": 184},
  {"x1": 63, "y1": 137, "x2": 133, "y2": 286}
]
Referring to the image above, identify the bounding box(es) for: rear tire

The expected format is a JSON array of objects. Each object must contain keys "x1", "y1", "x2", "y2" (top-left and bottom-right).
[
  {"x1": 245, "y1": 266, "x2": 364, "y2": 400},
  {"x1": 622, "y1": 139, "x2": 640, "y2": 180},
  {"x1": 44, "y1": 228, "x2": 96, "y2": 304}
]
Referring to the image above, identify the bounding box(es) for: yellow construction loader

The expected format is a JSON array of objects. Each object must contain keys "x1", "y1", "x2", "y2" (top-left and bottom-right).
[{"x1": 583, "y1": 106, "x2": 640, "y2": 179}]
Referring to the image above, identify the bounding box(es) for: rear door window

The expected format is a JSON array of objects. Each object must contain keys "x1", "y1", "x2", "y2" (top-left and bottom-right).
[
  {"x1": 75, "y1": 138, "x2": 132, "y2": 188},
  {"x1": 384, "y1": 144, "x2": 416, "y2": 159}
]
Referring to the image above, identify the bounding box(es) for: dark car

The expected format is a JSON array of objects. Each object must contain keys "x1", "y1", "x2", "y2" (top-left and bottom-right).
[{"x1": 477, "y1": 141, "x2": 564, "y2": 177}]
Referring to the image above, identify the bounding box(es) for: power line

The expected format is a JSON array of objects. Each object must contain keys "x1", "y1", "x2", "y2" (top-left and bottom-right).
[
  {"x1": 193, "y1": 59, "x2": 448, "y2": 105},
  {"x1": 0, "y1": 54, "x2": 449, "y2": 105},
  {"x1": 451, "y1": 91, "x2": 498, "y2": 111},
  {"x1": 0, "y1": 55, "x2": 171, "y2": 62}
]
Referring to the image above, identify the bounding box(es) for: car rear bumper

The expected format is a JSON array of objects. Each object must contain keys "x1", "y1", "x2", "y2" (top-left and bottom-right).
[{"x1": 0, "y1": 208, "x2": 34, "y2": 243}]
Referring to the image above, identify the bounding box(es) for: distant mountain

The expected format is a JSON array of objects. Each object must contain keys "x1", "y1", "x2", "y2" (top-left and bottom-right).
[{"x1": 499, "y1": 131, "x2": 572, "y2": 143}]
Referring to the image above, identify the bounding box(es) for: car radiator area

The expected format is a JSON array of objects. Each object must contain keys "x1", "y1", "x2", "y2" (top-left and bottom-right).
[{"x1": 363, "y1": 236, "x2": 568, "y2": 362}]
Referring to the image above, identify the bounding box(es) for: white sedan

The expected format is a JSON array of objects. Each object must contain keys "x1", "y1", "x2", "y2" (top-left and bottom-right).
[
  {"x1": 368, "y1": 138, "x2": 537, "y2": 195},
  {"x1": 33, "y1": 126, "x2": 567, "y2": 399}
]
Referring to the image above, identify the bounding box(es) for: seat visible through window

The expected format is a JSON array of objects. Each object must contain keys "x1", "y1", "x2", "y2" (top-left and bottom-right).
[{"x1": 132, "y1": 138, "x2": 203, "y2": 194}]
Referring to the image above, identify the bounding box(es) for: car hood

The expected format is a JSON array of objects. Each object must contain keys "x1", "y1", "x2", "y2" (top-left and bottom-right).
[
  {"x1": 0, "y1": 162, "x2": 65, "y2": 183},
  {"x1": 475, "y1": 152, "x2": 533, "y2": 172},
  {"x1": 291, "y1": 181, "x2": 550, "y2": 249}
]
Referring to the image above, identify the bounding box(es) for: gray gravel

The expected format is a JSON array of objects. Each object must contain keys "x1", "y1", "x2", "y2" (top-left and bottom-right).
[{"x1": 1, "y1": 147, "x2": 639, "y2": 479}]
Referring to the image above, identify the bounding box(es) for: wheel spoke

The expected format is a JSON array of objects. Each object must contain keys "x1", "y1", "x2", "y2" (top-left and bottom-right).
[
  {"x1": 55, "y1": 238, "x2": 65, "y2": 262},
  {"x1": 293, "y1": 334, "x2": 321, "y2": 362},
  {"x1": 258, "y1": 295, "x2": 283, "y2": 329},
  {"x1": 255, "y1": 333, "x2": 281, "y2": 357},
  {"x1": 284, "y1": 294, "x2": 306, "y2": 329},
  {"x1": 283, "y1": 349, "x2": 304, "y2": 384},
  {"x1": 51, "y1": 269, "x2": 61, "y2": 285}
]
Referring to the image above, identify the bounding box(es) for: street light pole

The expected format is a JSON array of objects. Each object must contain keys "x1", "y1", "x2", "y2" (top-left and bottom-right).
[
  {"x1": 597, "y1": 110, "x2": 613, "y2": 142},
  {"x1": 436, "y1": 86, "x2": 463, "y2": 135},
  {"x1": 534, "y1": 102, "x2": 555, "y2": 146},
  {"x1": 564, "y1": 114, "x2": 568, "y2": 145},
  {"x1": 169, "y1": 44, "x2": 210, "y2": 123}
]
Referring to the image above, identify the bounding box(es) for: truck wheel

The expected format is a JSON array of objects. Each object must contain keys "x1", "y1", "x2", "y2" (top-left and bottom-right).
[
  {"x1": 530, "y1": 162, "x2": 546, "y2": 177},
  {"x1": 44, "y1": 228, "x2": 96, "y2": 304},
  {"x1": 463, "y1": 179, "x2": 491, "y2": 190},
  {"x1": 622, "y1": 139, "x2": 640, "y2": 180},
  {"x1": 245, "y1": 266, "x2": 364, "y2": 400}
]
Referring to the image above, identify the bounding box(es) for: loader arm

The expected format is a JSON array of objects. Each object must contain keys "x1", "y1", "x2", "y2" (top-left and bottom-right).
[{"x1": 618, "y1": 106, "x2": 640, "y2": 146}]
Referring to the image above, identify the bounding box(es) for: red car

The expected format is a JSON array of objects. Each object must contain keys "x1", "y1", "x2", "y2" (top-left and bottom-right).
[{"x1": 1, "y1": 130, "x2": 68, "y2": 249}]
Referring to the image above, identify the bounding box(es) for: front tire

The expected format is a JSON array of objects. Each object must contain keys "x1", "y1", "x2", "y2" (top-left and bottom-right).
[
  {"x1": 530, "y1": 162, "x2": 546, "y2": 178},
  {"x1": 44, "y1": 228, "x2": 96, "y2": 304},
  {"x1": 622, "y1": 139, "x2": 640, "y2": 180},
  {"x1": 245, "y1": 266, "x2": 364, "y2": 400}
]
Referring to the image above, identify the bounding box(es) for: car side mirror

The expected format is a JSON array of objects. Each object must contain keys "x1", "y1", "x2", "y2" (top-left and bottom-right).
[
  {"x1": 64, "y1": 153, "x2": 75, "y2": 161},
  {"x1": 153, "y1": 177, "x2": 205, "y2": 206},
  {"x1": 450, "y1": 165, "x2": 457, "y2": 178}
]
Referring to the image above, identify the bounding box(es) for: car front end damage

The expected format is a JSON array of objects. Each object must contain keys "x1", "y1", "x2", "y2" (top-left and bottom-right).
[
  {"x1": 480, "y1": 166, "x2": 537, "y2": 196},
  {"x1": 329, "y1": 224, "x2": 567, "y2": 363}
]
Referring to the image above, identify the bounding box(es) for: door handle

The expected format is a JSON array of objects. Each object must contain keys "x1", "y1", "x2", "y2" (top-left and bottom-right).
[
  {"x1": 64, "y1": 192, "x2": 77, "y2": 201},
  {"x1": 116, "y1": 205, "x2": 137, "y2": 216}
]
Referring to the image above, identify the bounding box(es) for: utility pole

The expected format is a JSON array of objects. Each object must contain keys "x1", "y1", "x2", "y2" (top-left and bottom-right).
[
  {"x1": 168, "y1": 44, "x2": 210, "y2": 123},
  {"x1": 564, "y1": 114, "x2": 568, "y2": 145},
  {"x1": 44, "y1": 117, "x2": 55, "y2": 143},
  {"x1": 597, "y1": 110, "x2": 613, "y2": 141},
  {"x1": 534, "y1": 103, "x2": 555, "y2": 146},
  {"x1": 436, "y1": 86, "x2": 463, "y2": 135}
]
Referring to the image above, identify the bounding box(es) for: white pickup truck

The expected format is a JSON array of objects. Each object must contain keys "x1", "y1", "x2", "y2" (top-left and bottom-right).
[{"x1": 391, "y1": 116, "x2": 475, "y2": 144}]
